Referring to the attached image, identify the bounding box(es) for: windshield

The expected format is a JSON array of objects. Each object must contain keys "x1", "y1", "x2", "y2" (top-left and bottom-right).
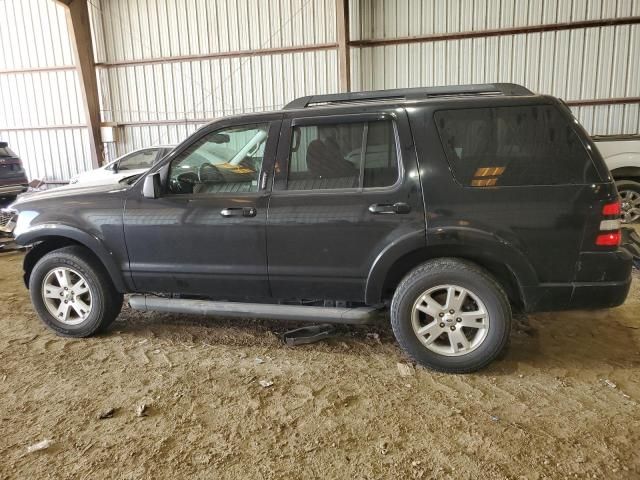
[{"x1": 0, "y1": 146, "x2": 17, "y2": 157}]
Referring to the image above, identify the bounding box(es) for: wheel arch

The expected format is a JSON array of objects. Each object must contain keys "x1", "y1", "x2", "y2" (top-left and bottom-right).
[
  {"x1": 611, "y1": 166, "x2": 640, "y2": 181},
  {"x1": 366, "y1": 236, "x2": 537, "y2": 311},
  {"x1": 21, "y1": 231, "x2": 127, "y2": 293}
]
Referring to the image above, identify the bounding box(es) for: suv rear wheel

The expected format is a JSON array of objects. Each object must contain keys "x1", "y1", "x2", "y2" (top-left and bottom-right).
[
  {"x1": 616, "y1": 180, "x2": 640, "y2": 223},
  {"x1": 29, "y1": 246, "x2": 123, "y2": 337},
  {"x1": 390, "y1": 258, "x2": 511, "y2": 373}
]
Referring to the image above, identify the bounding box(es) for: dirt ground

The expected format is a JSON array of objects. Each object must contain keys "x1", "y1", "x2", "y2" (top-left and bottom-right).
[{"x1": 0, "y1": 252, "x2": 639, "y2": 479}]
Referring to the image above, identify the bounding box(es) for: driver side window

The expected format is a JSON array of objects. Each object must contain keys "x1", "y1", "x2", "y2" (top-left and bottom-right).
[{"x1": 168, "y1": 123, "x2": 269, "y2": 195}]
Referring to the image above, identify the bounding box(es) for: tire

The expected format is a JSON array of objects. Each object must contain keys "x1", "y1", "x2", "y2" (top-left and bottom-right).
[
  {"x1": 29, "y1": 246, "x2": 123, "y2": 337},
  {"x1": 616, "y1": 180, "x2": 640, "y2": 224},
  {"x1": 390, "y1": 258, "x2": 511, "y2": 373}
]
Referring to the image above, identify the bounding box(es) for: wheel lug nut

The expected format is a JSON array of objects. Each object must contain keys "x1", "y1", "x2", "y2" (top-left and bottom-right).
[
  {"x1": 64, "y1": 300, "x2": 68, "y2": 304},
  {"x1": 439, "y1": 323, "x2": 445, "y2": 328},
  {"x1": 438, "y1": 312, "x2": 444, "y2": 317},
  {"x1": 456, "y1": 318, "x2": 461, "y2": 322},
  {"x1": 449, "y1": 310, "x2": 454, "y2": 314},
  {"x1": 450, "y1": 326, "x2": 456, "y2": 331}
]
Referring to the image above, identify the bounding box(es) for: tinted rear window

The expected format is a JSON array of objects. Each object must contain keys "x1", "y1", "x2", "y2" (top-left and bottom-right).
[{"x1": 434, "y1": 105, "x2": 599, "y2": 187}]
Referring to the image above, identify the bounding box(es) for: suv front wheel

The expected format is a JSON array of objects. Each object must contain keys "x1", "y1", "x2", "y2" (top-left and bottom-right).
[
  {"x1": 29, "y1": 246, "x2": 123, "y2": 337},
  {"x1": 390, "y1": 258, "x2": 511, "y2": 373}
]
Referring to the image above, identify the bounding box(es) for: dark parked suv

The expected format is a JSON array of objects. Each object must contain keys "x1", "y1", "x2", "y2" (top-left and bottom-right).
[
  {"x1": 0, "y1": 141, "x2": 28, "y2": 200},
  {"x1": 3, "y1": 84, "x2": 632, "y2": 372}
]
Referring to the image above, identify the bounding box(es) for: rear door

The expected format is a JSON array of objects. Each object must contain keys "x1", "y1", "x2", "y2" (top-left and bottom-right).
[{"x1": 266, "y1": 109, "x2": 425, "y2": 302}]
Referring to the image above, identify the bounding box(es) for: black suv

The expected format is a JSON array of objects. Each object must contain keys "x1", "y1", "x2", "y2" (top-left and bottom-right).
[
  {"x1": 4, "y1": 84, "x2": 632, "y2": 373},
  {"x1": 0, "y1": 141, "x2": 28, "y2": 200}
]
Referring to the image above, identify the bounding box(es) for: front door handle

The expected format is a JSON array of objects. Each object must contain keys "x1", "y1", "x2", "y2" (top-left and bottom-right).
[
  {"x1": 368, "y1": 202, "x2": 411, "y2": 214},
  {"x1": 220, "y1": 207, "x2": 257, "y2": 218}
]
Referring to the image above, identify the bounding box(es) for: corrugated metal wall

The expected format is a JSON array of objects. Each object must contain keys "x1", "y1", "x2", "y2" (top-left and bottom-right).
[
  {"x1": 351, "y1": 0, "x2": 640, "y2": 136},
  {"x1": 0, "y1": 0, "x2": 91, "y2": 183},
  {"x1": 2, "y1": 0, "x2": 639, "y2": 182},
  {"x1": 90, "y1": 0, "x2": 339, "y2": 159}
]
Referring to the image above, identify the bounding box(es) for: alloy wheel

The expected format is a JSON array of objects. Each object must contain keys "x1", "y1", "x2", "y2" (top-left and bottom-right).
[
  {"x1": 411, "y1": 284, "x2": 490, "y2": 356},
  {"x1": 619, "y1": 189, "x2": 640, "y2": 223},
  {"x1": 41, "y1": 267, "x2": 93, "y2": 325}
]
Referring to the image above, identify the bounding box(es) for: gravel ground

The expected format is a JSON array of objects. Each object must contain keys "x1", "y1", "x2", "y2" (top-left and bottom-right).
[{"x1": 0, "y1": 251, "x2": 639, "y2": 479}]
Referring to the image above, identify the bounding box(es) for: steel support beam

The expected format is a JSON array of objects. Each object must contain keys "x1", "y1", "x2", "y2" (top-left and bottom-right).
[
  {"x1": 56, "y1": 0, "x2": 103, "y2": 167},
  {"x1": 336, "y1": 0, "x2": 351, "y2": 93}
]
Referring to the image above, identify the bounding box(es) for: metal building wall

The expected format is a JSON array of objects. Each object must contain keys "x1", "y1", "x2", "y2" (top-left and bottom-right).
[
  {"x1": 0, "y1": 0, "x2": 91, "y2": 183},
  {"x1": 350, "y1": 0, "x2": 640, "y2": 136},
  {"x1": 90, "y1": 0, "x2": 339, "y2": 159}
]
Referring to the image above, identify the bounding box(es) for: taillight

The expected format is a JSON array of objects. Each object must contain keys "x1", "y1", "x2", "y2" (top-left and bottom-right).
[
  {"x1": 596, "y1": 201, "x2": 621, "y2": 247},
  {"x1": 595, "y1": 232, "x2": 621, "y2": 246},
  {"x1": 602, "y1": 201, "x2": 621, "y2": 216}
]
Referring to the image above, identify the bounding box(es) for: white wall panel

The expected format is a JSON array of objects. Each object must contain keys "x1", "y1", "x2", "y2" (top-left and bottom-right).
[
  {"x1": 103, "y1": 49, "x2": 339, "y2": 122},
  {"x1": 91, "y1": 0, "x2": 339, "y2": 158},
  {"x1": 0, "y1": 0, "x2": 74, "y2": 69},
  {"x1": 98, "y1": 0, "x2": 336, "y2": 63},
  {"x1": 105, "y1": 48, "x2": 340, "y2": 154},
  {"x1": 351, "y1": 0, "x2": 640, "y2": 136},
  {"x1": 0, "y1": 70, "x2": 85, "y2": 127},
  {"x1": 0, "y1": 0, "x2": 91, "y2": 182},
  {"x1": 354, "y1": 23, "x2": 640, "y2": 136},
  {"x1": 573, "y1": 103, "x2": 640, "y2": 136},
  {"x1": 351, "y1": 0, "x2": 639, "y2": 40},
  {"x1": 0, "y1": 127, "x2": 89, "y2": 182}
]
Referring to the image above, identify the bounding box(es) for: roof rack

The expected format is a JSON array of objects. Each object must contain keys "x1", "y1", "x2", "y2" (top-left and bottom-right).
[{"x1": 283, "y1": 83, "x2": 533, "y2": 110}]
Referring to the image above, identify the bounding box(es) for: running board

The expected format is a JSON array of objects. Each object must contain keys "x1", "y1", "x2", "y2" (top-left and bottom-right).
[{"x1": 128, "y1": 295, "x2": 381, "y2": 325}]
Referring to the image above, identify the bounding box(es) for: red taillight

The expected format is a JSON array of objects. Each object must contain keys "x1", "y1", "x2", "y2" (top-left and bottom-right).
[
  {"x1": 595, "y1": 232, "x2": 621, "y2": 246},
  {"x1": 602, "y1": 201, "x2": 621, "y2": 216}
]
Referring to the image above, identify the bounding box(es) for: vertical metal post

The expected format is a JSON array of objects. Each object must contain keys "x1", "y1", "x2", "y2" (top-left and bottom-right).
[
  {"x1": 57, "y1": 0, "x2": 103, "y2": 167},
  {"x1": 336, "y1": 0, "x2": 351, "y2": 93}
]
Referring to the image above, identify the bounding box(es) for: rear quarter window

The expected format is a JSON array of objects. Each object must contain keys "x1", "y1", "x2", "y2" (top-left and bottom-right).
[{"x1": 434, "y1": 105, "x2": 599, "y2": 187}]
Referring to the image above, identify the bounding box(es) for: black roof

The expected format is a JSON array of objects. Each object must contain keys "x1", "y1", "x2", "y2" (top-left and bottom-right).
[{"x1": 284, "y1": 83, "x2": 533, "y2": 110}]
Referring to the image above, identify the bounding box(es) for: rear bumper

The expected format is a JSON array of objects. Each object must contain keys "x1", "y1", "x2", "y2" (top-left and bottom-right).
[
  {"x1": 569, "y1": 278, "x2": 631, "y2": 309},
  {"x1": 522, "y1": 249, "x2": 633, "y2": 312}
]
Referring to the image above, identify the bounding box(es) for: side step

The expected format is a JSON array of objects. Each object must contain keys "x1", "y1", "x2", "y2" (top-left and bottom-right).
[{"x1": 128, "y1": 295, "x2": 382, "y2": 325}]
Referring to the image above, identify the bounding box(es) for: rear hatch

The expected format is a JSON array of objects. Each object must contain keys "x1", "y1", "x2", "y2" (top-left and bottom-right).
[{"x1": 0, "y1": 143, "x2": 28, "y2": 184}]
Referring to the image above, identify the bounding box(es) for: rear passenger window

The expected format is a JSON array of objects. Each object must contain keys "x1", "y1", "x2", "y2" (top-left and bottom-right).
[
  {"x1": 287, "y1": 119, "x2": 398, "y2": 190},
  {"x1": 434, "y1": 105, "x2": 599, "y2": 187}
]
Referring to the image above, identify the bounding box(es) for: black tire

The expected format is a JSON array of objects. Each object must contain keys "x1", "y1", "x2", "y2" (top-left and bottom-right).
[
  {"x1": 615, "y1": 180, "x2": 640, "y2": 224},
  {"x1": 29, "y1": 246, "x2": 123, "y2": 337},
  {"x1": 390, "y1": 258, "x2": 511, "y2": 373}
]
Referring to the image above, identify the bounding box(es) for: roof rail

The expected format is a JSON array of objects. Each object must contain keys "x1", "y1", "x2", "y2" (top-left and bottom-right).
[{"x1": 283, "y1": 83, "x2": 533, "y2": 110}]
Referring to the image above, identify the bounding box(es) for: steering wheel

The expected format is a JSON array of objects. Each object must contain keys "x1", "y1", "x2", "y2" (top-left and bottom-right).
[
  {"x1": 169, "y1": 171, "x2": 198, "y2": 194},
  {"x1": 198, "y1": 162, "x2": 224, "y2": 183}
]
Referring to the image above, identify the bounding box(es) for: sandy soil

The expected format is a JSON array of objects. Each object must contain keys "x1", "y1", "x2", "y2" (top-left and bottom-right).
[{"x1": 0, "y1": 252, "x2": 639, "y2": 479}]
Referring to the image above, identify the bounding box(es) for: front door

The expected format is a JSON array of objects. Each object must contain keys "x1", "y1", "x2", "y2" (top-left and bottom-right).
[
  {"x1": 266, "y1": 109, "x2": 425, "y2": 302},
  {"x1": 123, "y1": 119, "x2": 280, "y2": 299}
]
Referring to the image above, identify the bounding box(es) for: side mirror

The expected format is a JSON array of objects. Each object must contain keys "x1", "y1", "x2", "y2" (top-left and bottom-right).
[{"x1": 142, "y1": 172, "x2": 161, "y2": 199}]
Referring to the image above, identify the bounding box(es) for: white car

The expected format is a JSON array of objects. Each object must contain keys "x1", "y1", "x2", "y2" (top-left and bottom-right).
[
  {"x1": 70, "y1": 145, "x2": 174, "y2": 185},
  {"x1": 593, "y1": 136, "x2": 640, "y2": 223}
]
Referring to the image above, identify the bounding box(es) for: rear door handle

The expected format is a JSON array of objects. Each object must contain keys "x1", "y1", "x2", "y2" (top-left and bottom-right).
[
  {"x1": 368, "y1": 202, "x2": 411, "y2": 214},
  {"x1": 220, "y1": 207, "x2": 257, "y2": 218}
]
